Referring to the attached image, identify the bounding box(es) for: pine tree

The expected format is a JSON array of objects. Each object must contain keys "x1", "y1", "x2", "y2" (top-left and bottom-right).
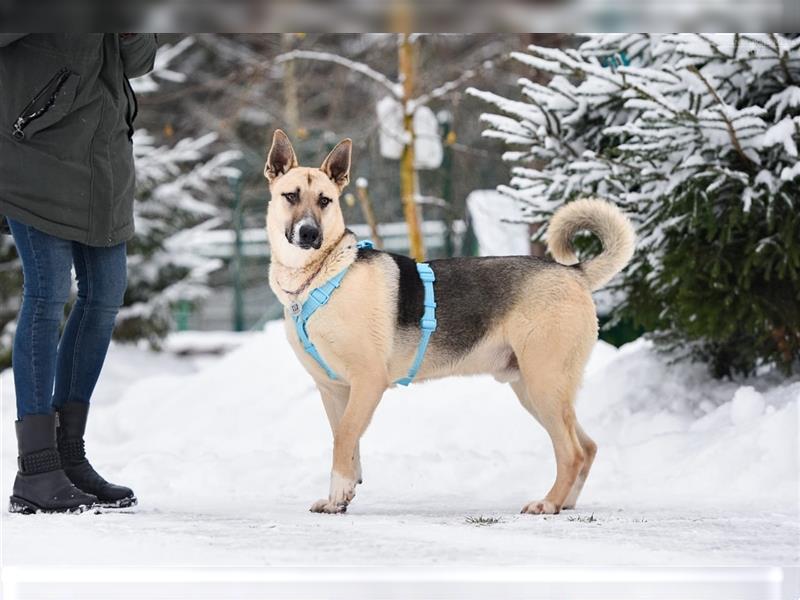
[
  {"x1": 118, "y1": 38, "x2": 242, "y2": 347},
  {"x1": 117, "y1": 130, "x2": 241, "y2": 346},
  {"x1": 470, "y1": 34, "x2": 800, "y2": 377}
]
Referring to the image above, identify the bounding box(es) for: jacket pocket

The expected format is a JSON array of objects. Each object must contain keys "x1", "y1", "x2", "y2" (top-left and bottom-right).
[
  {"x1": 11, "y1": 68, "x2": 80, "y2": 141},
  {"x1": 122, "y1": 75, "x2": 138, "y2": 141}
]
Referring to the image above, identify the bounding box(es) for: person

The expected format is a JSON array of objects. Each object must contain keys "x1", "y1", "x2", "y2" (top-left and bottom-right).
[{"x1": 0, "y1": 34, "x2": 158, "y2": 513}]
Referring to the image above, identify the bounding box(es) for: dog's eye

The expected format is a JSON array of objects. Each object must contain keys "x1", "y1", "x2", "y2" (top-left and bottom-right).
[
  {"x1": 318, "y1": 195, "x2": 333, "y2": 209},
  {"x1": 282, "y1": 190, "x2": 300, "y2": 205}
]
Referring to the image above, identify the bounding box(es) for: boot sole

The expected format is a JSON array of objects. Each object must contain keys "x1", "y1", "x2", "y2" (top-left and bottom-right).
[
  {"x1": 8, "y1": 495, "x2": 94, "y2": 515},
  {"x1": 97, "y1": 496, "x2": 137, "y2": 509}
]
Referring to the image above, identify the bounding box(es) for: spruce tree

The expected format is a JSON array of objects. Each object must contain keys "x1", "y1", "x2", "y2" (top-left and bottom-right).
[
  {"x1": 118, "y1": 130, "x2": 241, "y2": 346},
  {"x1": 118, "y1": 37, "x2": 241, "y2": 347},
  {"x1": 470, "y1": 34, "x2": 800, "y2": 377}
]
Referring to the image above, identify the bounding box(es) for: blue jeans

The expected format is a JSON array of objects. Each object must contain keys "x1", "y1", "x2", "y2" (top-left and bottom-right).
[{"x1": 8, "y1": 219, "x2": 127, "y2": 418}]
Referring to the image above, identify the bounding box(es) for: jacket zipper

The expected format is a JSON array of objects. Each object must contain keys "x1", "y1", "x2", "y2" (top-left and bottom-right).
[{"x1": 12, "y1": 67, "x2": 71, "y2": 140}]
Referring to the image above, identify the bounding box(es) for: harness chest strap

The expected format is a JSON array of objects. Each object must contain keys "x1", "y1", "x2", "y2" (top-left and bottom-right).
[{"x1": 291, "y1": 240, "x2": 437, "y2": 386}]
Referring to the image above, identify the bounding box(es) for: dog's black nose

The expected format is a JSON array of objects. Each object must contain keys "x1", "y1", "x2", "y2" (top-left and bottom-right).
[{"x1": 298, "y1": 223, "x2": 321, "y2": 249}]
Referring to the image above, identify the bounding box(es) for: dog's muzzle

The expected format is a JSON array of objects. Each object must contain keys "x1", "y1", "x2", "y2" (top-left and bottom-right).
[{"x1": 287, "y1": 218, "x2": 322, "y2": 250}]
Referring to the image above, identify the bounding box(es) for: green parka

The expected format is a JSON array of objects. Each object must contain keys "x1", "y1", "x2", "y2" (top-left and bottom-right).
[{"x1": 0, "y1": 34, "x2": 157, "y2": 246}]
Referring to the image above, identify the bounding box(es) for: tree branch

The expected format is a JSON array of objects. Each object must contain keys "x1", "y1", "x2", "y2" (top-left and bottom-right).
[
  {"x1": 275, "y1": 50, "x2": 402, "y2": 99},
  {"x1": 688, "y1": 65, "x2": 755, "y2": 168}
]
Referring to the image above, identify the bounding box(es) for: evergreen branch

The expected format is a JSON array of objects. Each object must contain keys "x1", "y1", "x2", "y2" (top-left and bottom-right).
[
  {"x1": 768, "y1": 33, "x2": 795, "y2": 85},
  {"x1": 695, "y1": 34, "x2": 732, "y2": 60},
  {"x1": 688, "y1": 66, "x2": 755, "y2": 168},
  {"x1": 738, "y1": 34, "x2": 782, "y2": 55}
]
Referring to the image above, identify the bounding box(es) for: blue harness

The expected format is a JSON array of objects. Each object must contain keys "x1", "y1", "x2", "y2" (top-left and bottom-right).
[{"x1": 290, "y1": 240, "x2": 437, "y2": 386}]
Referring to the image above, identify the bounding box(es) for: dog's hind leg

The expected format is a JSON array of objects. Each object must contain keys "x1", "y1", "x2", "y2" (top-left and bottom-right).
[
  {"x1": 311, "y1": 376, "x2": 386, "y2": 514},
  {"x1": 562, "y1": 423, "x2": 597, "y2": 509},
  {"x1": 510, "y1": 331, "x2": 591, "y2": 515},
  {"x1": 510, "y1": 379, "x2": 579, "y2": 513},
  {"x1": 319, "y1": 383, "x2": 363, "y2": 484},
  {"x1": 512, "y1": 379, "x2": 596, "y2": 509}
]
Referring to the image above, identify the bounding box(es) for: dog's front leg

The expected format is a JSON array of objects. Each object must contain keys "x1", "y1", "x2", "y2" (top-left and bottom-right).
[
  {"x1": 318, "y1": 383, "x2": 362, "y2": 483},
  {"x1": 310, "y1": 376, "x2": 386, "y2": 514}
]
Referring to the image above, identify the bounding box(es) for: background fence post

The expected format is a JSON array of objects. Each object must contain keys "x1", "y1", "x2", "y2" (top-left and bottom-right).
[
  {"x1": 230, "y1": 174, "x2": 245, "y2": 332},
  {"x1": 439, "y1": 110, "x2": 456, "y2": 257}
]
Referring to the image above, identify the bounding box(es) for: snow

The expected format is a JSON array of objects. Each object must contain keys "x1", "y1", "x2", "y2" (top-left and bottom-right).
[
  {"x1": 763, "y1": 117, "x2": 799, "y2": 157},
  {"x1": 730, "y1": 386, "x2": 766, "y2": 426},
  {"x1": 2, "y1": 323, "x2": 797, "y2": 568},
  {"x1": 375, "y1": 96, "x2": 444, "y2": 169},
  {"x1": 161, "y1": 330, "x2": 260, "y2": 356},
  {"x1": 466, "y1": 190, "x2": 530, "y2": 256}
]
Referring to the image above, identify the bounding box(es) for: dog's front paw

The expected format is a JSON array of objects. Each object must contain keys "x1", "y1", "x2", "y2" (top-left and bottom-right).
[
  {"x1": 310, "y1": 471, "x2": 357, "y2": 514},
  {"x1": 310, "y1": 498, "x2": 348, "y2": 514},
  {"x1": 329, "y1": 471, "x2": 356, "y2": 504},
  {"x1": 521, "y1": 499, "x2": 560, "y2": 515}
]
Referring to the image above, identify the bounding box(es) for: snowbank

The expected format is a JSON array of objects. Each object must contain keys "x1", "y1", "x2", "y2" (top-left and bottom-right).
[{"x1": 1, "y1": 323, "x2": 797, "y2": 566}]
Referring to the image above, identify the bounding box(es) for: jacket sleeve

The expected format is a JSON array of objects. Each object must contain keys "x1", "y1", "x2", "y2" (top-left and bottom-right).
[
  {"x1": 119, "y1": 34, "x2": 158, "y2": 78},
  {"x1": 0, "y1": 34, "x2": 28, "y2": 47}
]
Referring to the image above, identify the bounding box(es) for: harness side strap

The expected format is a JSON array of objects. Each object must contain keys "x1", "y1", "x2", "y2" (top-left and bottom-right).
[{"x1": 395, "y1": 262, "x2": 437, "y2": 386}]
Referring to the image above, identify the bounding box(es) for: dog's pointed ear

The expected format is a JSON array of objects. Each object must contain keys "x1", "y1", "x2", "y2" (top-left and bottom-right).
[
  {"x1": 320, "y1": 138, "x2": 352, "y2": 191},
  {"x1": 265, "y1": 129, "x2": 298, "y2": 182}
]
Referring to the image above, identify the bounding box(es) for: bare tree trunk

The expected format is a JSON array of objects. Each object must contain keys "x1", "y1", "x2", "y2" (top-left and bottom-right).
[
  {"x1": 282, "y1": 34, "x2": 300, "y2": 138},
  {"x1": 398, "y1": 33, "x2": 425, "y2": 262},
  {"x1": 355, "y1": 179, "x2": 384, "y2": 249}
]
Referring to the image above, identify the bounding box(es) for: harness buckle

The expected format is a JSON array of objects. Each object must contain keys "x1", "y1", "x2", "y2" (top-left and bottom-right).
[
  {"x1": 417, "y1": 264, "x2": 436, "y2": 282},
  {"x1": 421, "y1": 317, "x2": 437, "y2": 331},
  {"x1": 309, "y1": 288, "x2": 330, "y2": 305}
]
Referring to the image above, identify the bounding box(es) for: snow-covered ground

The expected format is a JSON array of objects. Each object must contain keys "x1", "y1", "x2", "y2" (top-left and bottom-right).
[{"x1": 1, "y1": 322, "x2": 798, "y2": 568}]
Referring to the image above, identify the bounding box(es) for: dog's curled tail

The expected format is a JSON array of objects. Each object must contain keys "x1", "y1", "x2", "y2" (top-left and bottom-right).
[{"x1": 547, "y1": 198, "x2": 636, "y2": 292}]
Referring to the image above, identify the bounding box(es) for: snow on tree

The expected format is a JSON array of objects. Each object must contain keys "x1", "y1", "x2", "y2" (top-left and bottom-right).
[
  {"x1": 115, "y1": 39, "x2": 242, "y2": 346},
  {"x1": 469, "y1": 34, "x2": 800, "y2": 376}
]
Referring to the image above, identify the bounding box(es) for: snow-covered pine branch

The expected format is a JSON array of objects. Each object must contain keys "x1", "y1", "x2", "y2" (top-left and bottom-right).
[{"x1": 129, "y1": 36, "x2": 195, "y2": 94}]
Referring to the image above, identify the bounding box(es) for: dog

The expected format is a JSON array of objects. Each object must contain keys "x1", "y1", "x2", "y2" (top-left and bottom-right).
[{"x1": 264, "y1": 129, "x2": 635, "y2": 515}]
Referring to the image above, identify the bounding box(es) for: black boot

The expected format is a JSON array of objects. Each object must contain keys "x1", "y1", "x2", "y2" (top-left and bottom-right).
[
  {"x1": 9, "y1": 414, "x2": 98, "y2": 514},
  {"x1": 56, "y1": 402, "x2": 137, "y2": 508}
]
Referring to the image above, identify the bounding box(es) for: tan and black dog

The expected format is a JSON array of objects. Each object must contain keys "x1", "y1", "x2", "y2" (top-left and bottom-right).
[{"x1": 265, "y1": 129, "x2": 635, "y2": 515}]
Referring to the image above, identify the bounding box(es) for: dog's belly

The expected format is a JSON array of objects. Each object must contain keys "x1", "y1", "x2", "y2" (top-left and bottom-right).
[{"x1": 398, "y1": 334, "x2": 520, "y2": 384}]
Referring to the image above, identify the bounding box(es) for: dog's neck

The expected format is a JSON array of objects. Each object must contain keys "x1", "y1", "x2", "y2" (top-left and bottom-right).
[{"x1": 269, "y1": 229, "x2": 359, "y2": 307}]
